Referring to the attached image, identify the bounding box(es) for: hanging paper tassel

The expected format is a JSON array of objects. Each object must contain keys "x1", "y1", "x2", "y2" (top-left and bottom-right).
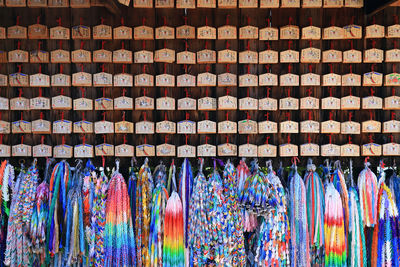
[
  {"x1": 0, "y1": 160, "x2": 14, "y2": 265},
  {"x1": 254, "y1": 161, "x2": 290, "y2": 267},
  {"x1": 46, "y1": 160, "x2": 72, "y2": 262},
  {"x1": 5, "y1": 161, "x2": 39, "y2": 266},
  {"x1": 163, "y1": 191, "x2": 184, "y2": 267},
  {"x1": 331, "y1": 161, "x2": 350, "y2": 239},
  {"x1": 236, "y1": 159, "x2": 257, "y2": 232},
  {"x1": 188, "y1": 158, "x2": 211, "y2": 266},
  {"x1": 104, "y1": 161, "x2": 136, "y2": 267},
  {"x1": 178, "y1": 158, "x2": 193, "y2": 264},
  {"x1": 358, "y1": 159, "x2": 378, "y2": 227},
  {"x1": 62, "y1": 161, "x2": 85, "y2": 265},
  {"x1": 371, "y1": 182, "x2": 400, "y2": 267},
  {"x1": 304, "y1": 159, "x2": 325, "y2": 264},
  {"x1": 289, "y1": 159, "x2": 310, "y2": 267},
  {"x1": 136, "y1": 157, "x2": 153, "y2": 266},
  {"x1": 149, "y1": 162, "x2": 169, "y2": 267},
  {"x1": 207, "y1": 159, "x2": 229, "y2": 265},
  {"x1": 29, "y1": 159, "x2": 53, "y2": 265},
  {"x1": 222, "y1": 159, "x2": 246, "y2": 266},
  {"x1": 324, "y1": 183, "x2": 347, "y2": 267},
  {"x1": 347, "y1": 160, "x2": 367, "y2": 267}
]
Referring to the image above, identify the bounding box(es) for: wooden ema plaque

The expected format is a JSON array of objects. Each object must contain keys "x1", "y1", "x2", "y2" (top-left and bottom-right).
[
  {"x1": 30, "y1": 50, "x2": 49, "y2": 63},
  {"x1": 53, "y1": 119, "x2": 72, "y2": 134},
  {"x1": 279, "y1": 143, "x2": 298, "y2": 157},
  {"x1": 239, "y1": 97, "x2": 257, "y2": 110},
  {"x1": 114, "y1": 74, "x2": 133, "y2": 87},
  {"x1": 258, "y1": 120, "x2": 278, "y2": 133},
  {"x1": 239, "y1": 51, "x2": 258, "y2": 64},
  {"x1": 93, "y1": 72, "x2": 112, "y2": 87},
  {"x1": 70, "y1": 0, "x2": 91, "y2": 8},
  {"x1": 50, "y1": 26, "x2": 70, "y2": 40},
  {"x1": 321, "y1": 144, "x2": 340, "y2": 157},
  {"x1": 343, "y1": 25, "x2": 362, "y2": 39},
  {"x1": 342, "y1": 73, "x2": 361, "y2": 86},
  {"x1": 362, "y1": 143, "x2": 382, "y2": 157},
  {"x1": 301, "y1": 96, "x2": 319, "y2": 109},
  {"x1": 259, "y1": 73, "x2": 278, "y2": 86},
  {"x1": 300, "y1": 143, "x2": 319, "y2": 156},
  {"x1": 323, "y1": 49, "x2": 342, "y2": 63},
  {"x1": 0, "y1": 144, "x2": 11, "y2": 157},
  {"x1": 259, "y1": 27, "x2": 278, "y2": 41},
  {"x1": 302, "y1": 26, "x2": 321, "y2": 39},
  {"x1": 72, "y1": 72, "x2": 92, "y2": 87},
  {"x1": 6, "y1": 0, "x2": 26, "y2": 6},
  {"x1": 341, "y1": 121, "x2": 360, "y2": 134},
  {"x1": 51, "y1": 49, "x2": 70, "y2": 63},
  {"x1": 383, "y1": 120, "x2": 400, "y2": 133},
  {"x1": 365, "y1": 24, "x2": 385, "y2": 39},
  {"x1": 10, "y1": 73, "x2": 29, "y2": 87},
  {"x1": 73, "y1": 120, "x2": 93, "y2": 133},
  {"x1": 198, "y1": 97, "x2": 217, "y2": 110},
  {"x1": 198, "y1": 49, "x2": 216, "y2": 64},
  {"x1": 93, "y1": 49, "x2": 112, "y2": 63},
  {"x1": 218, "y1": 95, "x2": 237, "y2": 110},
  {"x1": 280, "y1": 25, "x2": 299, "y2": 40},
  {"x1": 0, "y1": 121, "x2": 10, "y2": 134},
  {"x1": 239, "y1": 144, "x2": 257, "y2": 157},
  {"x1": 218, "y1": 0, "x2": 237, "y2": 8},
  {"x1": 114, "y1": 26, "x2": 132, "y2": 40},
  {"x1": 95, "y1": 98, "x2": 113, "y2": 110},
  {"x1": 341, "y1": 95, "x2": 360, "y2": 110},
  {"x1": 218, "y1": 143, "x2": 237, "y2": 157},
  {"x1": 197, "y1": 26, "x2": 216, "y2": 40},
  {"x1": 238, "y1": 119, "x2": 257, "y2": 134},
  {"x1": 48, "y1": 0, "x2": 68, "y2": 7},
  {"x1": 260, "y1": 0, "x2": 279, "y2": 8},
  {"x1": 136, "y1": 121, "x2": 155, "y2": 134},
  {"x1": 301, "y1": 48, "x2": 321, "y2": 63},
  {"x1": 30, "y1": 73, "x2": 50, "y2": 87},
  {"x1": 280, "y1": 50, "x2": 299, "y2": 63},
  {"x1": 177, "y1": 51, "x2": 195, "y2": 64},
  {"x1": 218, "y1": 73, "x2": 237, "y2": 86},
  {"x1": 95, "y1": 143, "x2": 114, "y2": 157},
  {"x1": 12, "y1": 120, "x2": 31, "y2": 133},
  {"x1": 157, "y1": 97, "x2": 175, "y2": 110},
  {"x1": 0, "y1": 75, "x2": 7, "y2": 87},
  {"x1": 281, "y1": 0, "x2": 300, "y2": 7},
  {"x1": 364, "y1": 48, "x2": 383, "y2": 63},
  {"x1": 93, "y1": 24, "x2": 112, "y2": 40},
  {"x1": 33, "y1": 144, "x2": 52, "y2": 157},
  {"x1": 362, "y1": 96, "x2": 382, "y2": 109},
  {"x1": 383, "y1": 143, "x2": 400, "y2": 156},
  {"x1": 239, "y1": 74, "x2": 257, "y2": 87},
  {"x1": 135, "y1": 50, "x2": 154, "y2": 63},
  {"x1": 177, "y1": 74, "x2": 196, "y2": 87},
  {"x1": 155, "y1": 0, "x2": 174, "y2": 8},
  {"x1": 74, "y1": 144, "x2": 93, "y2": 158},
  {"x1": 280, "y1": 97, "x2": 299, "y2": 110},
  {"x1": 72, "y1": 25, "x2": 90, "y2": 40},
  {"x1": 177, "y1": 120, "x2": 196, "y2": 134},
  {"x1": 385, "y1": 73, "x2": 400, "y2": 86},
  {"x1": 115, "y1": 144, "x2": 134, "y2": 157},
  {"x1": 303, "y1": 0, "x2": 322, "y2": 7},
  {"x1": 218, "y1": 120, "x2": 237, "y2": 133},
  {"x1": 156, "y1": 120, "x2": 176, "y2": 134},
  {"x1": 197, "y1": 144, "x2": 216, "y2": 157},
  {"x1": 300, "y1": 120, "x2": 320, "y2": 133},
  {"x1": 134, "y1": 26, "x2": 154, "y2": 40},
  {"x1": 9, "y1": 49, "x2": 28, "y2": 63},
  {"x1": 341, "y1": 144, "x2": 360, "y2": 157},
  {"x1": 345, "y1": 0, "x2": 363, "y2": 8},
  {"x1": 30, "y1": 96, "x2": 50, "y2": 110},
  {"x1": 176, "y1": 0, "x2": 195, "y2": 8},
  {"x1": 135, "y1": 73, "x2": 154, "y2": 87},
  {"x1": 7, "y1": 25, "x2": 27, "y2": 39},
  {"x1": 12, "y1": 144, "x2": 31, "y2": 157},
  {"x1": 198, "y1": 120, "x2": 216, "y2": 133},
  {"x1": 28, "y1": 24, "x2": 48, "y2": 39},
  {"x1": 385, "y1": 96, "x2": 400, "y2": 110},
  {"x1": 113, "y1": 49, "x2": 132, "y2": 64},
  {"x1": 362, "y1": 120, "x2": 381, "y2": 133},
  {"x1": 280, "y1": 73, "x2": 299, "y2": 86},
  {"x1": 0, "y1": 97, "x2": 8, "y2": 110},
  {"x1": 115, "y1": 121, "x2": 134, "y2": 134},
  {"x1": 218, "y1": 49, "x2": 237, "y2": 64},
  {"x1": 387, "y1": 24, "x2": 400, "y2": 38},
  {"x1": 176, "y1": 25, "x2": 195, "y2": 39},
  {"x1": 259, "y1": 49, "x2": 279, "y2": 63},
  {"x1": 94, "y1": 121, "x2": 114, "y2": 134},
  {"x1": 259, "y1": 97, "x2": 278, "y2": 111},
  {"x1": 239, "y1": 26, "x2": 258, "y2": 39},
  {"x1": 156, "y1": 144, "x2": 175, "y2": 157},
  {"x1": 363, "y1": 72, "x2": 383, "y2": 86},
  {"x1": 321, "y1": 120, "x2": 340, "y2": 133},
  {"x1": 74, "y1": 98, "x2": 93, "y2": 111},
  {"x1": 322, "y1": 97, "x2": 340, "y2": 109},
  {"x1": 114, "y1": 96, "x2": 133, "y2": 110},
  {"x1": 135, "y1": 96, "x2": 154, "y2": 110},
  {"x1": 136, "y1": 144, "x2": 155, "y2": 157},
  {"x1": 301, "y1": 73, "x2": 320, "y2": 86},
  {"x1": 156, "y1": 74, "x2": 175, "y2": 87},
  {"x1": 218, "y1": 25, "x2": 237, "y2": 40},
  {"x1": 258, "y1": 144, "x2": 277, "y2": 157},
  {"x1": 280, "y1": 120, "x2": 299, "y2": 133},
  {"x1": 134, "y1": 0, "x2": 153, "y2": 7},
  {"x1": 10, "y1": 97, "x2": 29, "y2": 110},
  {"x1": 155, "y1": 26, "x2": 174, "y2": 40},
  {"x1": 178, "y1": 97, "x2": 196, "y2": 110}
]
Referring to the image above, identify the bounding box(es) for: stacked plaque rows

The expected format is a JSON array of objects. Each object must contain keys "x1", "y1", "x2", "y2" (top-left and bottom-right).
[{"x1": 0, "y1": 1, "x2": 399, "y2": 159}]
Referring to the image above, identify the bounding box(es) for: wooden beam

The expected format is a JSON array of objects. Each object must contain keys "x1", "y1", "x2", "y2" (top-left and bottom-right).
[
  {"x1": 366, "y1": 0, "x2": 397, "y2": 16},
  {"x1": 91, "y1": 0, "x2": 122, "y2": 16}
]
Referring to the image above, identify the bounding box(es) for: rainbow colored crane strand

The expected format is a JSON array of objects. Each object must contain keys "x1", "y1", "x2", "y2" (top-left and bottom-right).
[
  {"x1": 289, "y1": 161, "x2": 310, "y2": 267},
  {"x1": 5, "y1": 163, "x2": 39, "y2": 266},
  {"x1": 255, "y1": 161, "x2": 289, "y2": 267},
  {"x1": 222, "y1": 160, "x2": 246, "y2": 266},
  {"x1": 163, "y1": 191, "x2": 184, "y2": 267},
  {"x1": 63, "y1": 163, "x2": 85, "y2": 265},
  {"x1": 104, "y1": 169, "x2": 136, "y2": 267},
  {"x1": 178, "y1": 158, "x2": 193, "y2": 264},
  {"x1": 136, "y1": 158, "x2": 153, "y2": 266},
  {"x1": 304, "y1": 160, "x2": 325, "y2": 263},
  {"x1": 331, "y1": 162, "x2": 349, "y2": 239},
  {"x1": 82, "y1": 160, "x2": 95, "y2": 247},
  {"x1": 236, "y1": 160, "x2": 257, "y2": 232},
  {"x1": 46, "y1": 160, "x2": 71, "y2": 262},
  {"x1": 371, "y1": 182, "x2": 400, "y2": 267},
  {"x1": 88, "y1": 167, "x2": 108, "y2": 266},
  {"x1": 358, "y1": 160, "x2": 378, "y2": 227},
  {"x1": 207, "y1": 159, "x2": 229, "y2": 265},
  {"x1": 348, "y1": 187, "x2": 367, "y2": 267},
  {"x1": 0, "y1": 160, "x2": 14, "y2": 265},
  {"x1": 324, "y1": 183, "x2": 347, "y2": 267},
  {"x1": 149, "y1": 163, "x2": 169, "y2": 266},
  {"x1": 188, "y1": 158, "x2": 211, "y2": 266}
]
